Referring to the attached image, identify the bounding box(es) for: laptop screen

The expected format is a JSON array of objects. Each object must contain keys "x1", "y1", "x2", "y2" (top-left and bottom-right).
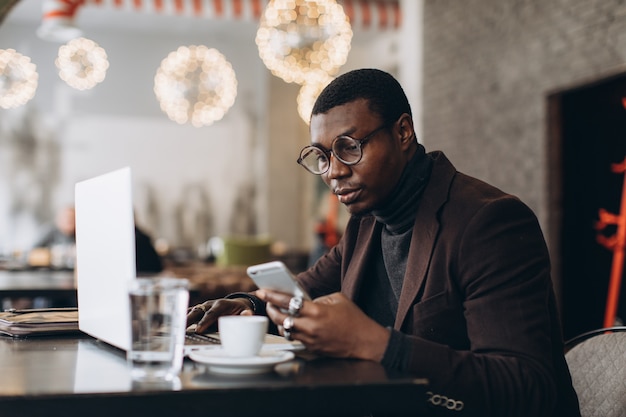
[{"x1": 75, "y1": 167, "x2": 136, "y2": 351}]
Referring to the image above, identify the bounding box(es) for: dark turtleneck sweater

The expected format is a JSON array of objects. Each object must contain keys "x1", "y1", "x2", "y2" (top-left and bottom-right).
[{"x1": 355, "y1": 143, "x2": 432, "y2": 370}]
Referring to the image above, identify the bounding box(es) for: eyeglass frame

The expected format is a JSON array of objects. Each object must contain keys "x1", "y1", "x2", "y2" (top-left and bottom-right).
[{"x1": 297, "y1": 122, "x2": 393, "y2": 175}]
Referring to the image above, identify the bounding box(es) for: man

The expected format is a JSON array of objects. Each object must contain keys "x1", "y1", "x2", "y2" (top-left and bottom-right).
[
  {"x1": 34, "y1": 205, "x2": 76, "y2": 249},
  {"x1": 34, "y1": 206, "x2": 163, "y2": 275},
  {"x1": 188, "y1": 69, "x2": 581, "y2": 416},
  {"x1": 33, "y1": 205, "x2": 77, "y2": 270}
]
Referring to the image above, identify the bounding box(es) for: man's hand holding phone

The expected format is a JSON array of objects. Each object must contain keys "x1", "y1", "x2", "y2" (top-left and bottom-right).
[{"x1": 246, "y1": 261, "x2": 311, "y2": 301}]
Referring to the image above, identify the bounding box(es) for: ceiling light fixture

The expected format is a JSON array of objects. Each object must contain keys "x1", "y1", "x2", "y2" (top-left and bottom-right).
[
  {"x1": 154, "y1": 45, "x2": 238, "y2": 128},
  {"x1": 255, "y1": 0, "x2": 352, "y2": 85},
  {"x1": 297, "y1": 73, "x2": 333, "y2": 124},
  {"x1": 0, "y1": 49, "x2": 38, "y2": 109},
  {"x1": 55, "y1": 37, "x2": 109, "y2": 90}
]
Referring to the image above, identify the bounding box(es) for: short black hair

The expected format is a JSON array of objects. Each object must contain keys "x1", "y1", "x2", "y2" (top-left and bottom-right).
[{"x1": 311, "y1": 68, "x2": 412, "y2": 125}]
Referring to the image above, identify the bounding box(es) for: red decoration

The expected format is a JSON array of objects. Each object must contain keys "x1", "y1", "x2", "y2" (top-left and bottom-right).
[{"x1": 595, "y1": 157, "x2": 626, "y2": 328}]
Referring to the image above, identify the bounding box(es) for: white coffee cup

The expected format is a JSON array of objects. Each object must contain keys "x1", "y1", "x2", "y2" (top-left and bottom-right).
[{"x1": 218, "y1": 315, "x2": 269, "y2": 357}]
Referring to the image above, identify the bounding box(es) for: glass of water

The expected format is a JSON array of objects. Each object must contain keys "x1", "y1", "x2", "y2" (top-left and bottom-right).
[{"x1": 128, "y1": 277, "x2": 189, "y2": 381}]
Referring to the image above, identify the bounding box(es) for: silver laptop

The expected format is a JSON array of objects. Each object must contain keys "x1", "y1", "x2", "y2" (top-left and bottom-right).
[
  {"x1": 74, "y1": 167, "x2": 300, "y2": 355},
  {"x1": 75, "y1": 167, "x2": 136, "y2": 351}
]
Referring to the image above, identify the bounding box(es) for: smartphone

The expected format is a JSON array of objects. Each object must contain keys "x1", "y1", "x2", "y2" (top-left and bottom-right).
[{"x1": 246, "y1": 261, "x2": 311, "y2": 300}]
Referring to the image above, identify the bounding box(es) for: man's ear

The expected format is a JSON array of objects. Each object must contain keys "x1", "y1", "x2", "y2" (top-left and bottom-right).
[{"x1": 396, "y1": 113, "x2": 415, "y2": 151}]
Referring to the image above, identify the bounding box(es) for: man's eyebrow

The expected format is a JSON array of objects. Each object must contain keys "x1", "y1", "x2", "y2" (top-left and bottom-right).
[
  {"x1": 312, "y1": 126, "x2": 359, "y2": 145},
  {"x1": 339, "y1": 126, "x2": 358, "y2": 137}
]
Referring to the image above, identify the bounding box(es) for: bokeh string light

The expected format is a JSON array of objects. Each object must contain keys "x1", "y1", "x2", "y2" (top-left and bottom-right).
[
  {"x1": 55, "y1": 37, "x2": 109, "y2": 90},
  {"x1": 0, "y1": 49, "x2": 38, "y2": 109},
  {"x1": 154, "y1": 45, "x2": 238, "y2": 128},
  {"x1": 256, "y1": 0, "x2": 352, "y2": 85},
  {"x1": 297, "y1": 73, "x2": 333, "y2": 124}
]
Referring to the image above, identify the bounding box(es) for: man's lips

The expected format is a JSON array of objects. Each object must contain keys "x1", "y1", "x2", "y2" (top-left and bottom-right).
[{"x1": 334, "y1": 187, "x2": 360, "y2": 204}]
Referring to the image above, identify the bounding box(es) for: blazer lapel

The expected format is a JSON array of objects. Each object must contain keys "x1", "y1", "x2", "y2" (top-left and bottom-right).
[
  {"x1": 394, "y1": 152, "x2": 456, "y2": 330},
  {"x1": 342, "y1": 216, "x2": 381, "y2": 300}
]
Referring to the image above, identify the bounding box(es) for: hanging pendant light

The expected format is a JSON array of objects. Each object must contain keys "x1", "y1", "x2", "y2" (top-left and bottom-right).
[
  {"x1": 256, "y1": 0, "x2": 352, "y2": 85},
  {"x1": 0, "y1": 49, "x2": 38, "y2": 109},
  {"x1": 55, "y1": 37, "x2": 109, "y2": 90},
  {"x1": 297, "y1": 73, "x2": 333, "y2": 124},
  {"x1": 154, "y1": 45, "x2": 238, "y2": 128}
]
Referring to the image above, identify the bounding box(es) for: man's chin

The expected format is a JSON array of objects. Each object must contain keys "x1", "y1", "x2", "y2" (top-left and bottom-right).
[{"x1": 344, "y1": 201, "x2": 372, "y2": 217}]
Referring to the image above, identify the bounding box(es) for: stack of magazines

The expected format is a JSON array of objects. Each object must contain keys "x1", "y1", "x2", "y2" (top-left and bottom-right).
[{"x1": 0, "y1": 307, "x2": 79, "y2": 337}]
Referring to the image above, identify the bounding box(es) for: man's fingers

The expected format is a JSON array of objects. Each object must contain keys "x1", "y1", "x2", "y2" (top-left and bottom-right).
[
  {"x1": 188, "y1": 298, "x2": 257, "y2": 333},
  {"x1": 196, "y1": 312, "x2": 218, "y2": 333},
  {"x1": 255, "y1": 289, "x2": 297, "y2": 310},
  {"x1": 313, "y1": 293, "x2": 343, "y2": 305},
  {"x1": 186, "y1": 312, "x2": 197, "y2": 327},
  {"x1": 186, "y1": 308, "x2": 206, "y2": 327}
]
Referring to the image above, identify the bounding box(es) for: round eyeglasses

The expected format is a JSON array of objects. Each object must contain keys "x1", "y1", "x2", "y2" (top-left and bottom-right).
[{"x1": 297, "y1": 123, "x2": 391, "y2": 175}]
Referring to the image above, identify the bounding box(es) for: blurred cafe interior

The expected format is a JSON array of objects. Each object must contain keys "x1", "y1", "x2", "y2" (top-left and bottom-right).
[
  {"x1": 0, "y1": 0, "x2": 413, "y2": 307},
  {"x1": 1, "y1": 0, "x2": 626, "y2": 341}
]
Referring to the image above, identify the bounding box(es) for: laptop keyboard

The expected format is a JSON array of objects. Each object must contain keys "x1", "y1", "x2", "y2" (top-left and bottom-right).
[{"x1": 185, "y1": 332, "x2": 221, "y2": 346}]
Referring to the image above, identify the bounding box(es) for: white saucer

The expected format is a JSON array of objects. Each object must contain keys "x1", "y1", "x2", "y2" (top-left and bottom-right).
[{"x1": 189, "y1": 349, "x2": 295, "y2": 375}]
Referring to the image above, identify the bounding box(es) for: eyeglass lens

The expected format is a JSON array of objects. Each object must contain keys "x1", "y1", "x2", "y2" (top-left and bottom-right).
[
  {"x1": 300, "y1": 136, "x2": 363, "y2": 174},
  {"x1": 300, "y1": 147, "x2": 329, "y2": 174}
]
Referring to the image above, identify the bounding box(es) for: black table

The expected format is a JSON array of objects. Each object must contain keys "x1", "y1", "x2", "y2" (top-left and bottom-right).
[{"x1": 0, "y1": 335, "x2": 429, "y2": 417}]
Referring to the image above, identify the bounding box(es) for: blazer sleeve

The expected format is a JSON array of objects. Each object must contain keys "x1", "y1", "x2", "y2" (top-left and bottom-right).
[
  {"x1": 297, "y1": 213, "x2": 372, "y2": 298},
  {"x1": 297, "y1": 235, "x2": 344, "y2": 300}
]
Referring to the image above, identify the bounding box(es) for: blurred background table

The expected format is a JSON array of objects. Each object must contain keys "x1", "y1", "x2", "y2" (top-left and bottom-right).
[
  {"x1": 0, "y1": 269, "x2": 77, "y2": 308},
  {"x1": 162, "y1": 261, "x2": 256, "y2": 305},
  {"x1": 0, "y1": 262, "x2": 258, "y2": 310}
]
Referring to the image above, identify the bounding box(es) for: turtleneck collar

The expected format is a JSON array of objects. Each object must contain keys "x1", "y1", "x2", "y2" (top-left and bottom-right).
[{"x1": 371, "y1": 143, "x2": 432, "y2": 234}]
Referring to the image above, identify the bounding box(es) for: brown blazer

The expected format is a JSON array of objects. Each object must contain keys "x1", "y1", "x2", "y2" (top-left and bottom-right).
[{"x1": 298, "y1": 152, "x2": 580, "y2": 417}]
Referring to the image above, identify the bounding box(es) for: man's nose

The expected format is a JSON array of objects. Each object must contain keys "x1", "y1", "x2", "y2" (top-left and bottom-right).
[{"x1": 326, "y1": 153, "x2": 350, "y2": 179}]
